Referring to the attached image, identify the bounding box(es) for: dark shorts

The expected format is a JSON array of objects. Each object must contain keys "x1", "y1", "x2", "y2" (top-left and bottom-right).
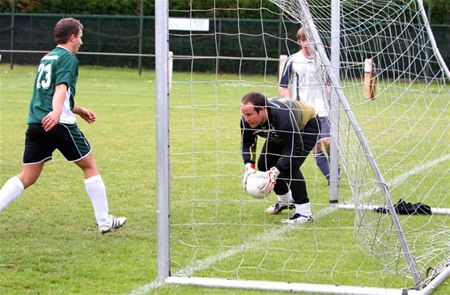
[
  {"x1": 23, "y1": 123, "x2": 92, "y2": 164},
  {"x1": 318, "y1": 116, "x2": 330, "y2": 140}
]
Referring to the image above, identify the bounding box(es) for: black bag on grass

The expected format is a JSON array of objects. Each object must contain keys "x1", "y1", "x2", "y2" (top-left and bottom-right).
[{"x1": 374, "y1": 199, "x2": 432, "y2": 215}]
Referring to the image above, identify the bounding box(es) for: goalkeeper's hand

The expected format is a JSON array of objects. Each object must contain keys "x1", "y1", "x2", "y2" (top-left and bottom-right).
[
  {"x1": 260, "y1": 167, "x2": 280, "y2": 193},
  {"x1": 242, "y1": 163, "x2": 256, "y2": 189}
]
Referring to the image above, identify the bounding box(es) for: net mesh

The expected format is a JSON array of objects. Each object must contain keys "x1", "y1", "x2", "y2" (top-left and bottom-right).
[{"x1": 167, "y1": 0, "x2": 449, "y2": 290}]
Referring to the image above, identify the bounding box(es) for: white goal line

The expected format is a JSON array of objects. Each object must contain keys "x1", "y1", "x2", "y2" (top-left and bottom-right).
[{"x1": 339, "y1": 154, "x2": 450, "y2": 215}]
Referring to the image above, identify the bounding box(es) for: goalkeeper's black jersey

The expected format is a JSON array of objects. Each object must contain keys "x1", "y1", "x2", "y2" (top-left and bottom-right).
[{"x1": 240, "y1": 98, "x2": 317, "y2": 171}]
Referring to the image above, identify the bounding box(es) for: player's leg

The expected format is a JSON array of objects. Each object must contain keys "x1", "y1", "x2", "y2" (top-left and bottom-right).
[
  {"x1": 313, "y1": 117, "x2": 331, "y2": 183},
  {"x1": 266, "y1": 181, "x2": 295, "y2": 214},
  {"x1": 257, "y1": 140, "x2": 295, "y2": 214},
  {"x1": 74, "y1": 154, "x2": 108, "y2": 221},
  {"x1": 314, "y1": 140, "x2": 330, "y2": 182},
  {"x1": 280, "y1": 169, "x2": 313, "y2": 224},
  {"x1": 56, "y1": 123, "x2": 126, "y2": 233},
  {"x1": 0, "y1": 163, "x2": 44, "y2": 212},
  {"x1": 1, "y1": 124, "x2": 51, "y2": 212},
  {"x1": 281, "y1": 117, "x2": 320, "y2": 224}
]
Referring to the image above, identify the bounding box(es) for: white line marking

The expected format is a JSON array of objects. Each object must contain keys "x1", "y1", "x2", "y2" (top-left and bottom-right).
[
  {"x1": 388, "y1": 154, "x2": 450, "y2": 188},
  {"x1": 127, "y1": 155, "x2": 449, "y2": 295}
]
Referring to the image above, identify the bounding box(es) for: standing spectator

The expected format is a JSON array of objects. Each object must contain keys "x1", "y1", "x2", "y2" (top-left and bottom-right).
[{"x1": 279, "y1": 26, "x2": 331, "y2": 185}]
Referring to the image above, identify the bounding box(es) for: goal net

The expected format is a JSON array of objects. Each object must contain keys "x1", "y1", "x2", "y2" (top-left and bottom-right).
[{"x1": 156, "y1": 0, "x2": 450, "y2": 293}]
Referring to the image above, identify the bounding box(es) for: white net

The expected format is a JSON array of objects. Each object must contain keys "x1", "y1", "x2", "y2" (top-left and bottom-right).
[
  {"x1": 165, "y1": 0, "x2": 449, "y2": 292},
  {"x1": 270, "y1": 0, "x2": 449, "y2": 284}
]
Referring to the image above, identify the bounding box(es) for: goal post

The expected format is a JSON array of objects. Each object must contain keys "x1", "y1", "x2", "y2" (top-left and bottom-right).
[
  {"x1": 155, "y1": 0, "x2": 170, "y2": 284},
  {"x1": 156, "y1": 0, "x2": 450, "y2": 293}
]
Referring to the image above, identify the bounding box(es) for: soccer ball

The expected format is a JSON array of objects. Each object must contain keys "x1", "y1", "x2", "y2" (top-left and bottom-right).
[{"x1": 245, "y1": 171, "x2": 270, "y2": 199}]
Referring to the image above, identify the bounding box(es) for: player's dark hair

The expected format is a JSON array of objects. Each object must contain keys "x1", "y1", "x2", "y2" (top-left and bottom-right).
[
  {"x1": 241, "y1": 92, "x2": 267, "y2": 113},
  {"x1": 54, "y1": 18, "x2": 83, "y2": 45}
]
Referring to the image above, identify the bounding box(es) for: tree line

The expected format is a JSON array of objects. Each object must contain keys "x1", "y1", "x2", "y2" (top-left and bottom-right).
[{"x1": 0, "y1": 0, "x2": 448, "y2": 24}]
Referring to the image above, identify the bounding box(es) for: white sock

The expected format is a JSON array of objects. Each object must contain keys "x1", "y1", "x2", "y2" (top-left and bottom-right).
[
  {"x1": 84, "y1": 175, "x2": 109, "y2": 224},
  {"x1": 295, "y1": 202, "x2": 312, "y2": 217},
  {"x1": 277, "y1": 190, "x2": 293, "y2": 204},
  {"x1": 0, "y1": 176, "x2": 24, "y2": 212}
]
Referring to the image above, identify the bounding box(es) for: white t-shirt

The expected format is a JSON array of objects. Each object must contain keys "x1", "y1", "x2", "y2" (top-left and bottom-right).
[{"x1": 279, "y1": 51, "x2": 329, "y2": 117}]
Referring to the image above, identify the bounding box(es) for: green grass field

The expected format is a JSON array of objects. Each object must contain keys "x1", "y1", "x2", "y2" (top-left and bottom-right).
[{"x1": 0, "y1": 65, "x2": 448, "y2": 294}]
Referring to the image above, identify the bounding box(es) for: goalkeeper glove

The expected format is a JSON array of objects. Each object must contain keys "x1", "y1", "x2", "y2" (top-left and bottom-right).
[
  {"x1": 260, "y1": 167, "x2": 280, "y2": 193},
  {"x1": 242, "y1": 162, "x2": 256, "y2": 189}
]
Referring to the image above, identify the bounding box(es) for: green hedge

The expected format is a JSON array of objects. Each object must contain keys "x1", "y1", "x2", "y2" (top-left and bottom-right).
[
  {"x1": 0, "y1": 14, "x2": 294, "y2": 74},
  {"x1": 1, "y1": 13, "x2": 448, "y2": 77}
]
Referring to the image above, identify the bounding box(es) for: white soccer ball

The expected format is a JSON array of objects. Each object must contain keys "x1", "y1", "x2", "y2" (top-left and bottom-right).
[{"x1": 245, "y1": 171, "x2": 270, "y2": 199}]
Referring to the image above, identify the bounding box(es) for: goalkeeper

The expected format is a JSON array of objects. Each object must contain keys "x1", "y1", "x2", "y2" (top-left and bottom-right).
[{"x1": 240, "y1": 92, "x2": 319, "y2": 224}]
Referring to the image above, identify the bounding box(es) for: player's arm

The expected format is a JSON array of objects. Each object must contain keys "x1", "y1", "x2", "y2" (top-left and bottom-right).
[
  {"x1": 240, "y1": 117, "x2": 257, "y2": 165},
  {"x1": 41, "y1": 83, "x2": 67, "y2": 132},
  {"x1": 240, "y1": 117, "x2": 258, "y2": 188},
  {"x1": 278, "y1": 58, "x2": 292, "y2": 98},
  {"x1": 73, "y1": 105, "x2": 96, "y2": 124}
]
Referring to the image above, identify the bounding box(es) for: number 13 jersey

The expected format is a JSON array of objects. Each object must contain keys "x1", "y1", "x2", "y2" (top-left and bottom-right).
[{"x1": 28, "y1": 46, "x2": 79, "y2": 124}]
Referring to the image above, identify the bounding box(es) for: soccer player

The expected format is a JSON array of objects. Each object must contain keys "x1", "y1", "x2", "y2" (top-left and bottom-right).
[
  {"x1": 0, "y1": 18, "x2": 126, "y2": 234},
  {"x1": 279, "y1": 26, "x2": 331, "y2": 185},
  {"x1": 240, "y1": 92, "x2": 320, "y2": 223}
]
